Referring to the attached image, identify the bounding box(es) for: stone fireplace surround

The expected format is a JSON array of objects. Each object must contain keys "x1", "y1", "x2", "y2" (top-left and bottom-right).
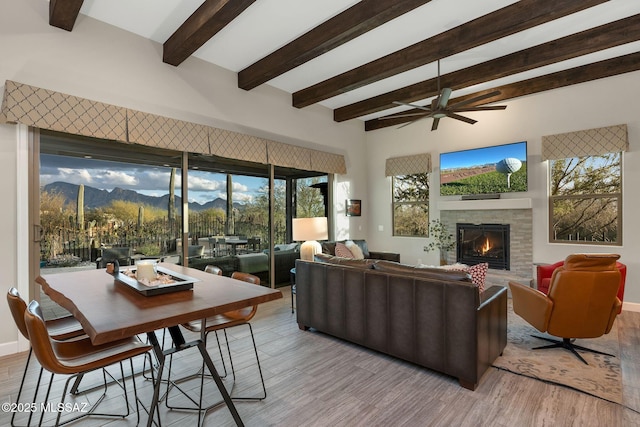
[{"x1": 440, "y1": 201, "x2": 533, "y2": 288}]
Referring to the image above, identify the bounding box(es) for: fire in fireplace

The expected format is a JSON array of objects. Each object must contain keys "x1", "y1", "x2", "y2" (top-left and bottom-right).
[{"x1": 456, "y1": 223, "x2": 510, "y2": 270}]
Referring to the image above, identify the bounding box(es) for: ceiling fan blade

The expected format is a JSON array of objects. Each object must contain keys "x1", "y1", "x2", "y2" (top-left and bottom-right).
[
  {"x1": 448, "y1": 90, "x2": 501, "y2": 109},
  {"x1": 431, "y1": 118, "x2": 440, "y2": 131},
  {"x1": 447, "y1": 112, "x2": 477, "y2": 125},
  {"x1": 397, "y1": 114, "x2": 434, "y2": 129},
  {"x1": 438, "y1": 88, "x2": 452, "y2": 109},
  {"x1": 449, "y1": 105, "x2": 507, "y2": 112},
  {"x1": 392, "y1": 100, "x2": 431, "y2": 112}
]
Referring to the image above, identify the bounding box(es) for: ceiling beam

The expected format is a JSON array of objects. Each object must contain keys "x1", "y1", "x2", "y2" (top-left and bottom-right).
[
  {"x1": 293, "y1": 0, "x2": 609, "y2": 108},
  {"x1": 365, "y1": 51, "x2": 640, "y2": 131},
  {"x1": 49, "y1": 0, "x2": 84, "y2": 31},
  {"x1": 238, "y1": 0, "x2": 433, "y2": 90},
  {"x1": 336, "y1": 14, "x2": 640, "y2": 122},
  {"x1": 163, "y1": 0, "x2": 256, "y2": 66}
]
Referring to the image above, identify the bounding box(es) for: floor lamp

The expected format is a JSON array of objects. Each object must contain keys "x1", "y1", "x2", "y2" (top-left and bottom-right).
[{"x1": 293, "y1": 217, "x2": 328, "y2": 261}]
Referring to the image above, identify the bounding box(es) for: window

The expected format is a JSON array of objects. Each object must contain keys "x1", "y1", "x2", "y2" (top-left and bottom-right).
[
  {"x1": 392, "y1": 173, "x2": 429, "y2": 237},
  {"x1": 549, "y1": 152, "x2": 622, "y2": 244}
]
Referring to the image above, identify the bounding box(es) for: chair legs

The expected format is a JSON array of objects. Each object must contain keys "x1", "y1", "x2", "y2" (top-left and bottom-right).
[
  {"x1": 223, "y1": 323, "x2": 267, "y2": 401},
  {"x1": 164, "y1": 330, "x2": 229, "y2": 411},
  {"x1": 30, "y1": 354, "x2": 151, "y2": 427},
  {"x1": 532, "y1": 335, "x2": 616, "y2": 365},
  {"x1": 11, "y1": 348, "x2": 45, "y2": 427},
  {"x1": 164, "y1": 323, "x2": 266, "y2": 425}
]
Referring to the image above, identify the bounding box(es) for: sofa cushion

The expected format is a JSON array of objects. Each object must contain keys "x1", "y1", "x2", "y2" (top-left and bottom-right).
[
  {"x1": 373, "y1": 260, "x2": 471, "y2": 282},
  {"x1": 236, "y1": 253, "x2": 269, "y2": 274},
  {"x1": 314, "y1": 253, "x2": 376, "y2": 269},
  {"x1": 335, "y1": 242, "x2": 355, "y2": 258},
  {"x1": 274, "y1": 243, "x2": 298, "y2": 252},
  {"x1": 345, "y1": 240, "x2": 365, "y2": 259}
]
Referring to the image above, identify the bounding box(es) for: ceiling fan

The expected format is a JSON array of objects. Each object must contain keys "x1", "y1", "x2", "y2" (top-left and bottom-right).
[{"x1": 387, "y1": 60, "x2": 507, "y2": 131}]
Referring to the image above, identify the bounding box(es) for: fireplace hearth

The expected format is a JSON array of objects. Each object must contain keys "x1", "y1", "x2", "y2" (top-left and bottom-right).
[{"x1": 456, "y1": 223, "x2": 510, "y2": 270}]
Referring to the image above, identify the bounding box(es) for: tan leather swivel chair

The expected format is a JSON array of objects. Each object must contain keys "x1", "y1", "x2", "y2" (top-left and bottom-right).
[{"x1": 509, "y1": 253, "x2": 621, "y2": 365}]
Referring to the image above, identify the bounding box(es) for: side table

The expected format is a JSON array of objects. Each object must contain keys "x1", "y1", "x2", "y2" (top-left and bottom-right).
[{"x1": 290, "y1": 267, "x2": 296, "y2": 313}]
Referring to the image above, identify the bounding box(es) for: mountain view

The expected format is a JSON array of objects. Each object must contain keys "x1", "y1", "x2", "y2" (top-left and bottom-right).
[{"x1": 43, "y1": 182, "x2": 242, "y2": 212}]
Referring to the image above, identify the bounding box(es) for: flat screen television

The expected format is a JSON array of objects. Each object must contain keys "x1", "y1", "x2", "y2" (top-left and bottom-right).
[{"x1": 440, "y1": 141, "x2": 527, "y2": 196}]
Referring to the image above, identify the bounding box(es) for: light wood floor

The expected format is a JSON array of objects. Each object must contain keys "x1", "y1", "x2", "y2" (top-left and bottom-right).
[{"x1": 2, "y1": 286, "x2": 640, "y2": 427}]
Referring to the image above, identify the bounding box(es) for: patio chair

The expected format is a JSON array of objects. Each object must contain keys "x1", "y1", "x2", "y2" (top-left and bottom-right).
[{"x1": 95, "y1": 247, "x2": 132, "y2": 269}]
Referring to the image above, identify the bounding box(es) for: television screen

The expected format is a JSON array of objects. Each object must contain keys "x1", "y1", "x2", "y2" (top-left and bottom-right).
[{"x1": 440, "y1": 141, "x2": 527, "y2": 196}]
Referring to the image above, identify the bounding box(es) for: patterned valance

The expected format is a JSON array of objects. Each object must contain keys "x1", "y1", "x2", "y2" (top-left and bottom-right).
[
  {"x1": 385, "y1": 153, "x2": 431, "y2": 176},
  {"x1": 542, "y1": 124, "x2": 628, "y2": 160},
  {"x1": 0, "y1": 80, "x2": 127, "y2": 141},
  {"x1": 0, "y1": 80, "x2": 345, "y2": 174},
  {"x1": 128, "y1": 110, "x2": 209, "y2": 153}
]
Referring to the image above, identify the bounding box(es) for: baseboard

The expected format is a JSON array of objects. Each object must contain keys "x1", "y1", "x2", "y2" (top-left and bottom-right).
[
  {"x1": 622, "y1": 301, "x2": 640, "y2": 313},
  {"x1": 0, "y1": 340, "x2": 19, "y2": 357}
]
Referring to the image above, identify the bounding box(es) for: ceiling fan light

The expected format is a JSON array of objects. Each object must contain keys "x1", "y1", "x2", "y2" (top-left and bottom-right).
[{"x1": 433, "y1": 112, "x2": 447, "y2": 119}]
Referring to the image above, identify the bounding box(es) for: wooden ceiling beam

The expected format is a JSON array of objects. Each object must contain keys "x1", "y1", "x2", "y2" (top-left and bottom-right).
[
  {"x1": 336, "y1": 14, "x2": 640, "y2": 122},
  {"x1": 365, "y1": 52, "x2": 640, "y2": 131},
  {"x1": 49, "y1": 0, "x2": 84, "y2": 31},
  {"x1": 293, "y1": 0, "x2": 609, "y2": 108},
  {"x1": 238, "y1": 0, "x2": 433, "y2": 90},
  {"x1": 163, "y1": 0, "x2": 256, "y2": 67}
]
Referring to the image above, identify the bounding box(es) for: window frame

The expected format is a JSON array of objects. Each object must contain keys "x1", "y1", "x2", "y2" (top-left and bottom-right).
[
  {"x1": 548, "y1": 152, "x2": 622, "y2": 245},
  {"x1": 391, "y1": 174, "x2": 429, "y2": 238}
]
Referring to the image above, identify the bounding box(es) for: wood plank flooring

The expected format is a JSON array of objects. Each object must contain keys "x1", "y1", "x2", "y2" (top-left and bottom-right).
[{"x1": 2, "y1": 286, "x2": 640, "y2": 426}]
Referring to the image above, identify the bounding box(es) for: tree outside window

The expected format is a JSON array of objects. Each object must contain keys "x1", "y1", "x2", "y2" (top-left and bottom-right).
[
  {"x1": 549, "y1": 152, "x2": 621, "y2": 244},
  {"x1": 392, "y1": 173, "x2": 429, "y2": 237}
]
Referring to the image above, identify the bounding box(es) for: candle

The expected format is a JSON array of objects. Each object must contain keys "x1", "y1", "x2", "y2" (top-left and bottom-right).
[{"x1": 136, "y1": 261, "x2": 156, "y2": 281}]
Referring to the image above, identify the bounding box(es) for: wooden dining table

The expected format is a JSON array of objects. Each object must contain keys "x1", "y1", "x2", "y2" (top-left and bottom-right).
[{"x1": 36, "y1": 263, "x2": 282, "y2": 427}]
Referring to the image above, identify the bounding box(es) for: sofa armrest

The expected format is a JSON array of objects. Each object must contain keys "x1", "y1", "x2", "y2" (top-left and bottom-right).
[
  {"x1": 473, "y1": 285, "x2": 508, "y2": 390},
  {"x1": 368, "y1": 251, "x2": 400, "y2": 262}
]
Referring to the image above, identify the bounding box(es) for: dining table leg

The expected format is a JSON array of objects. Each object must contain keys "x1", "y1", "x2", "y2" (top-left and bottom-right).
[{"x1": 145, "y1": 327, "x2": 244, "y2": 427}]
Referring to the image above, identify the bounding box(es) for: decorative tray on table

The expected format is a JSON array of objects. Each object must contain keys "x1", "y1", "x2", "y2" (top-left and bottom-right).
[{"x1": 112, "y1": 266, "x2": 199, "y2": 296}]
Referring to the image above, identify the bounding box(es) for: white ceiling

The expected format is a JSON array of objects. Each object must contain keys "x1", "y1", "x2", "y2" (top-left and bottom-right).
[{"x1": 76, "y1": 0, "x2": 640, "y2": 122}]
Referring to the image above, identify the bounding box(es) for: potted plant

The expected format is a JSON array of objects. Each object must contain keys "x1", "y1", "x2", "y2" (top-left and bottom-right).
[{"x1": 426, "y1": 219, "x2": 455, "y2": 265}]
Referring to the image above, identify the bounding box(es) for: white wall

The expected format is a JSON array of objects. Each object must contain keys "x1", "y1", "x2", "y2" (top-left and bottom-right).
[
  {"x1": 365, "y1": 70, "x2": 640, "y2": 310},
  {"x1": 0, "y1": 0, "x2": 367, "y2": 354}
]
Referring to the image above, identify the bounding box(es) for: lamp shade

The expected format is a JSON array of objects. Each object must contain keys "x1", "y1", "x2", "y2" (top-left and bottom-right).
[
  {"x1": 292, "y1": 217, "x2": 328, "y2": 241},
  {"x1": 292, "y1": 217, "x2": 328, "y2": 261}
]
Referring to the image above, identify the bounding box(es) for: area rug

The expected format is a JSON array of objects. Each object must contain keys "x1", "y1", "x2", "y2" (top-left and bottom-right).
[{"x1": 492, "y1": 302, "x2": 622, "y2": 403}]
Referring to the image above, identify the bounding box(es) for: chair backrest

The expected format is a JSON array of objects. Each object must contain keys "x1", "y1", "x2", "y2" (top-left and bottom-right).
[
  {"x1": 23, "y1": 301, "x2": 72, "y2": 375},
  {"x1": 227, "y1": 272, "x2": 260, "y2": 321},
  {"x1": 248, "y1": 237, "x2": 261, "y2": 251},
  {"x1": 99, "y1": 247, "x2": 132, "y2": 268},
  {"x1": 188, "y1": 245, "x2": 205, "y2": 258},
  {"x1": 231, "y1": 271, "x2": 260, "y2": 285},
  {"x1": 547, "y1": 254, "x2": 621, "y2": 338},
  {"x1": 7, "y1": 287, "x2": 29, "y2": 340},
  {"x1": 204, "y1": 265, "x2": 222, "y2": 275}
]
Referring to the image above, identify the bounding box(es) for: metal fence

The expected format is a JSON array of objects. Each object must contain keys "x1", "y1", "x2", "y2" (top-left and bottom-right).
[{"x1": 42, "y1": 218, "x2": 287, "y2": 263}]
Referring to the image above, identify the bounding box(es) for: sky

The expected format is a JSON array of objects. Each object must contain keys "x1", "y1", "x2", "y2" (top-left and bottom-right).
[
  {"x1": 440, "y1": 141, "x2": 527, "y2": 171},
  {"x1": 40, "y1": 154, "x2": 267, "y2": 205}
]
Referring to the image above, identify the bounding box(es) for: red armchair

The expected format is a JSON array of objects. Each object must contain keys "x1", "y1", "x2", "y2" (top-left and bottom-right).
[{"x1": 536, "y1": 259, "x2": 626, "y2": 313}]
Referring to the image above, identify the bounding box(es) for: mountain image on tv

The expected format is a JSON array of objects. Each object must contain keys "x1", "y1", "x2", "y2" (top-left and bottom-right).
[{"x1": 440, "y1": 141, "x2": 527, "y2": 196}]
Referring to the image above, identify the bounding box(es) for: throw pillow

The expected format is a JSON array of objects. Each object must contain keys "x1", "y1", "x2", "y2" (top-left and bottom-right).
[
  {"x1": 439, "y1": 262, "x2": 488, "y2": 292},
  {"x1": 345, "y1": 240, "x2": 365, "y2": 259},
  {"x1": 468, "y1": 263, "x2": 489, "y2": 293},
  {"x1": 334, "y1": 242, "x2": 355, "y2": 258}
]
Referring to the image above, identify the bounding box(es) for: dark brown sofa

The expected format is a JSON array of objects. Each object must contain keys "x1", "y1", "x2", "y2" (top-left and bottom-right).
[{"x1": 295, "y1": 257, "x2": 507, "y2": 390}]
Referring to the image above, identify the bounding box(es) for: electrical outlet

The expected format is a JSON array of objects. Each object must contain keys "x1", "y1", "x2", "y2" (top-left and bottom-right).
[{"x1": 423, "y1": 246, "x2": 429, "y2": 252}]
